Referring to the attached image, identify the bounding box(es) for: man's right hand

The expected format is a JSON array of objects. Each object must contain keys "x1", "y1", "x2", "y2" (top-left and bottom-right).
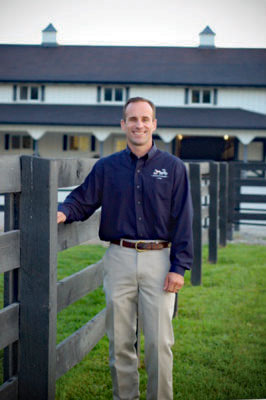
[{"x1": 57, "y1": 211, "x2": 67, "y2": 224}]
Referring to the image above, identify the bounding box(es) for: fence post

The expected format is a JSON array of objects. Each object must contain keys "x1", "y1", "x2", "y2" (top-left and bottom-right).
[
  {"x1": 189, "y1": 163, "x2": 202, "y2": 285},
  {"x1": 208, "y1": 162, "x2": 219, "y2": 263},
  {"x1": 18, "y1": 156, "x2": 58, "y2": 400},
  {"x1": 234, "y1": 164, "x2": 241, "y2": 231},
  {"x1": 219, "y1": 163, "x2": 228, "y2": 247},
  {"x1": 3, "y1": 193, "x2": 20, "y2": 381},
  {"x1": 227, "y1": 162, "x2": 235, "y2": 240}
]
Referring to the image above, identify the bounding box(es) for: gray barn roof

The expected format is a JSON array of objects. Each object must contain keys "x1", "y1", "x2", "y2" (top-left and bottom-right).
[
  {"x1": 0, "y1": 104, "x2": 266, "y2": 130},
  {"x1": 0, "y1": 44, "x2": 265, "y2": 86}
]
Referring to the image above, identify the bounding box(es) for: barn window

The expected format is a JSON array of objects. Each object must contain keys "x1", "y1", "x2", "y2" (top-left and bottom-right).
[
  {"x1": 102, "y1": 87, "x2": 125, "y2": 103},
  {"x1": 16, "y1": 85, "x2": 42, "y2": 102},
  {"x1": 189, "y1": 88, "x2": 215, "y2": 105}
]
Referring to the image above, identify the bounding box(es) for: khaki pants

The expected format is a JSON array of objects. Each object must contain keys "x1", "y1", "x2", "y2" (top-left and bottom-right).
[{"x1": 103, "y1": 242, "x2": 175, "y2": 400}]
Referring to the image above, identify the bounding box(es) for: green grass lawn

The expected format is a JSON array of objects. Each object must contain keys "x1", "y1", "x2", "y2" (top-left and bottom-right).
[{"x1": 1, "y1": 243, "x2": 266, "y2": 399}]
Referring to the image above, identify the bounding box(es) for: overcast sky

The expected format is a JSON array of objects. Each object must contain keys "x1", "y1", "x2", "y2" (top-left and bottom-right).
[{"x1": 0, "y1": 0, "x2": 265, "y2": 47}]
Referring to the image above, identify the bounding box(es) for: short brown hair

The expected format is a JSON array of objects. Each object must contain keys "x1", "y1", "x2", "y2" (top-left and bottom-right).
[{"x1": 122, "y1": 97, "x2": 156, "y2": 121}]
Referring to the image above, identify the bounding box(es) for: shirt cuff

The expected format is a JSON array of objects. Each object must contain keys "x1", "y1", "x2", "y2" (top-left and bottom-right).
[
  {"x1": 58, "y1": 204, "x2": 70, "y2": 221},
  {"x1": 169, "y1": 264, "x2": 186, "y2": 276}
]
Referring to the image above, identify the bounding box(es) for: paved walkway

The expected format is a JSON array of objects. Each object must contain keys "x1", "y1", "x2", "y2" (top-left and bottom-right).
[{"x1": 232, "y1": 225, "x2": 266, "y2": 245}]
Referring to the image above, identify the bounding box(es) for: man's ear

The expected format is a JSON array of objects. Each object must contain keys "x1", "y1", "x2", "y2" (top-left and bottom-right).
[
  {"x1": 121, "y1": 119, "x2": 125, "y2": 132},
  {"x1": 153, "y1": 118, "x2": 157, "y2": 132}
]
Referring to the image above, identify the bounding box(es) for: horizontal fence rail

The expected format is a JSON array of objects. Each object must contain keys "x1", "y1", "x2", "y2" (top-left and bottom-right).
[
  {"x1": 238, "y1": 194, "x2": 266, "y2": 202},
  {"x1": 57, "y1": 260, "x2": 104, "y2": 312},
  {"x1": 236, "y1": 178, "x2": 266, "y2": 186},
  {"x1": 0, "y1": 303, "x2": 19, "y2": 350},
  {"x1": 0, "y1": 231, "x2": 20, "y2": 274},
  {"x1": 56, "y1": 158, "x2": 97, "y2": 188},
  {"x1": 56, "y1": 309, "x2": 106, "y2": 380},
  {"x1": 57, "y1": 211, "x2": 101, "y2": 252},
  {"x1": 234, "y1": 212, "x2": 266, "y2": 221},
  {"x1": 0, "y1": 156, "x2": 21, "y2": 194},
  {"x1": 0, "y1": 376, "x2": 18, "y2": 400}
]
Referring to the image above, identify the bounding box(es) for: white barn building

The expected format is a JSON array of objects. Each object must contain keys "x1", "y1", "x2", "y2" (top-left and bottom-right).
[{"x1": 0, "y1": 24, "x2": 266, "y2": 161}]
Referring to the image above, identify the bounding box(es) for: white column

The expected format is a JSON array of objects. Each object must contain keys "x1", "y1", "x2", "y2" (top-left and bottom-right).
[
  {"x1": 157, "y1": 130, "x2": 177, "y2": 154},
  {"x1": 93, "y1": 129, "x2": 111, "y2": 158},
  {"x1": 28, "y1": 128, "x2": 47, "y2": 157},
  {"x1": 236, "y1": 133, "x2": 256, "y2": 163}
]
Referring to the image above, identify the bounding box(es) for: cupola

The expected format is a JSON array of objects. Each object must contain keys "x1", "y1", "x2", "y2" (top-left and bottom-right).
[
  {"x1": 199, "y1": 26, "x2": 216, "y2": 48},
  {"x1": 42, "y1": 23, "x2": 57, "y2": 47}
]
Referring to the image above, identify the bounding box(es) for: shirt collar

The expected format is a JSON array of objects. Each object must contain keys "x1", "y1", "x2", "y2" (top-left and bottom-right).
[{"x1": 125, "y1": 142, "x2": 157, "y2": 161}]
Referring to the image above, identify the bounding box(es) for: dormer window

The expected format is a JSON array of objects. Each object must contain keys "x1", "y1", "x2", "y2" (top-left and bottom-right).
[
  {"x1": 185, "y1": 88, "x2": 217, "y2": 106},
  {"x1": 19, "y1": 85, "x2": 40, "y2": 101},
  {"x1": 13, "y1": 85, "x2": 45, "y2": 102},
  {"x1": 192, "y1": 89, "x2": 211, "y2": 104},
  {"x1": 97, "y1": 86, "x2": 130, "y2": 103},
  {"x1": 104, "y1": 87, "x2": 124, "y2": 103}
]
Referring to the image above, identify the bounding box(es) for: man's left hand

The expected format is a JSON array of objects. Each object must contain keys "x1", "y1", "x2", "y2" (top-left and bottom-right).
[{"x1": 163, "y1": 272, "x2": 184, "y2": 293}]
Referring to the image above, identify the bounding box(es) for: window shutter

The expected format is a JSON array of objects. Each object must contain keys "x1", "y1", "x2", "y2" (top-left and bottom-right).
[
  {"x1": 126, "y1": 87, "x2": 130, "y2": 101},
  {"x1": 5, "y1": 134, "x2": 10, "y2": 150},
  {"x1": 97, "y1": 86, "x2": 101, "y2": 103},
  {"x1": 13, "y1": 85, "x2": 17, "y2": 101},
  {"x1": 63, "y1": 135, "x2": 68, "y2": 151},
  {"x1": 213, "y1": 89, "x2": 218, "y2": 105},
  {"x1": 184, "y1": 88, "x2": 189, "y2": 104},
  {"x1": 41, "y1": 85, "x2": 45, "y2": 101},
  {"x1": 91, "y1": 135, "x2": 96, "y2": 151}
]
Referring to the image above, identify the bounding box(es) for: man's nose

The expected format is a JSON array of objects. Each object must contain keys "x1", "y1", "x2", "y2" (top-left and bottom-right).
[{"x1": 135, "y1": 119, "x2": 143, "y2": 128}]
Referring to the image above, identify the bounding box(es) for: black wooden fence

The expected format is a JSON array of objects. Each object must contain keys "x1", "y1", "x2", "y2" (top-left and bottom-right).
[
  {"x1": 0, "y1": 156, "x2": 105, "y2": 400},
  {"x1": 189, "y1": 162, "x2": 229, "y2": 285},
  {"x1": 0, "y1": 155, "x2": 228, "y2": 399}
]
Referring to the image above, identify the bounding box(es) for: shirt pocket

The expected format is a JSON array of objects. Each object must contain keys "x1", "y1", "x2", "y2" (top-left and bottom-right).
[{"x1": 150, "y1": 179, "x2": 172, "y2": 202}]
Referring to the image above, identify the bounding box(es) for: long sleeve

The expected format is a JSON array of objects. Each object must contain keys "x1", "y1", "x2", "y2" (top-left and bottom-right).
[
  {"x1": 58, "y1": 160, "x2": 104, "y2": 223},
  {"x1": 169, "y1": 162, "x2": 193, "y2": 276}
]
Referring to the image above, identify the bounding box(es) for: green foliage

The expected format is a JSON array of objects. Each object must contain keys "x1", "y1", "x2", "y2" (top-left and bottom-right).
[{"x1": 1, "y1": 243, "x2": 266, "y2": 400}]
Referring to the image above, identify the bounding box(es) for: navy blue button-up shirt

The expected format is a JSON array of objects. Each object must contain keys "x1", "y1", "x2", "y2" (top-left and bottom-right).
[{"x1": 59, "y1": 144, "x2": 193, "y2": 276}]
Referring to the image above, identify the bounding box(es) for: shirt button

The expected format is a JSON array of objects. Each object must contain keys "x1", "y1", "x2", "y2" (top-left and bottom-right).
[
  {"x1": 137, "y1": 200, "x2": 141, "y2": 205},
  {"x1": 138, "y1": 217, "x2": 142, "y2": 221},
  {"x1": 136, "y1": 185, "x2": 140, "y2": 189},
  {"x1": 137, "y1": 169, "x2": 141, "y2": 173}
]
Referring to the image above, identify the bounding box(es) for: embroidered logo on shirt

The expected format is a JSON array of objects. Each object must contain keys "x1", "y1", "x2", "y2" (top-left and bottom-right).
[{"x1": 151, "y1": 168, "x2": 168, "y2": 180}]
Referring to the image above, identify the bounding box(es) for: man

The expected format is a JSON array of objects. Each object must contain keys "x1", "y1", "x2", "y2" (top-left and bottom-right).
[{"x1": 57, "y1": 97, "x2": 193, "y2": 400}]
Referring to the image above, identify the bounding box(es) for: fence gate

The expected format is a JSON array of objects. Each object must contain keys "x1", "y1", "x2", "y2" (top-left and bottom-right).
[{"x1": 228, "y1": 162, "x2": 266, "y2": 237}]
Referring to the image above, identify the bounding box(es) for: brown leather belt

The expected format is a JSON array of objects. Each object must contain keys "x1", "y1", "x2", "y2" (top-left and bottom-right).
[{"x1": 111, "y1": 240, "x2": 169, "y2": 252}]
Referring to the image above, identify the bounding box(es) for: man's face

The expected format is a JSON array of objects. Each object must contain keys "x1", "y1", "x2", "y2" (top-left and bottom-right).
[{"x1": 121, "y1": 101, "x2": 157, "y2": 151}]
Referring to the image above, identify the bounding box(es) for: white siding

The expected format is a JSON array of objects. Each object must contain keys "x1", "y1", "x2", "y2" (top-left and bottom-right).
[
  {"x1": 218, "y1": 88, "x2": 266, "y2": 115},
  {"x1": 45, "y1": 84, "x2": 97, "y2": 104},
  {"x1": 130, "y1": 86, "x2": 185, "y2": 107},
  {"x1": 0, "y1": 84, "x2": 13, "y2": 103},
  {"x1": 2, "y1": 83, "x2": 265, "y2": 115}
]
